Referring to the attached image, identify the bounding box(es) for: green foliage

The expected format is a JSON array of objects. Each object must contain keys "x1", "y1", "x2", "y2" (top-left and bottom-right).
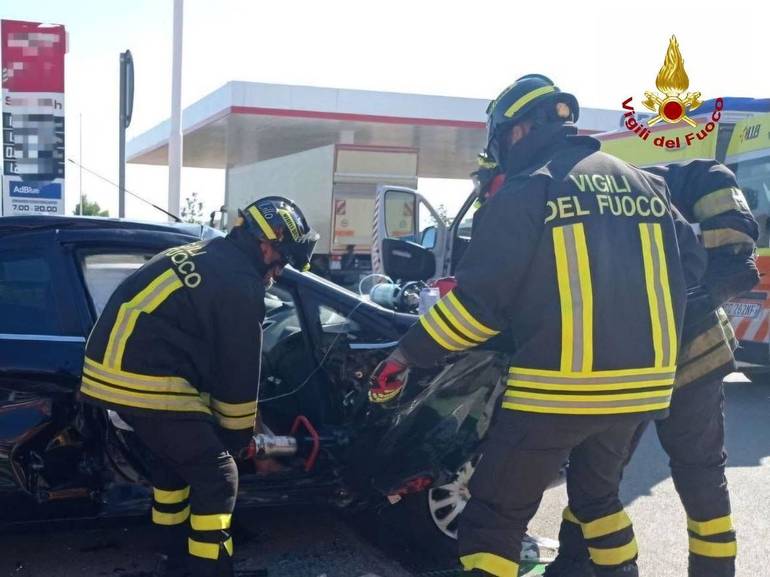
[
  {"x1": 73, "y1": 195, "x2": 109, "y2": 216},
  {"x1": 435, "y1": 203, "x2": 454, "y2": 226},
  {"x1": 181, "y1": 192, "x2": 204, "y2": 224}
]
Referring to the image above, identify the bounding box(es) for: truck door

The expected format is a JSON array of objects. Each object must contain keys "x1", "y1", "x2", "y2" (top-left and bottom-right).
[
  {"x1": 371, "y1": 185, "x2": 448, "y2": 281},
  {"x1": 445, "y1": 192, "x2": 482, "y2": 275}
]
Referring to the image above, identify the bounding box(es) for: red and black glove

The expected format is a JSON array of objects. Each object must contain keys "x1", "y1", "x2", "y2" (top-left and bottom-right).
[{"x1": 369, "y1": 348, "x2": 410, "y2": 404}]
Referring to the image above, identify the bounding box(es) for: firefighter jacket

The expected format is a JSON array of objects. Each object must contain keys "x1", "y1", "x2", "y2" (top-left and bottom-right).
[
  {"x1": 80, "y1": 227, "x2": 266, "y2": 449},
  {"x1": 399, "y1": 131, "x2": 705, "y2": 418},
  {"x1": 648, "y1": 160, "x2": 759, "y2": 388}
]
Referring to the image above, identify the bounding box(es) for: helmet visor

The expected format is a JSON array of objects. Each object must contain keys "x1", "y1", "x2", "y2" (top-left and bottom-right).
[{"x1": 276, "y1": 230, "x2": 320, "y2": 272}]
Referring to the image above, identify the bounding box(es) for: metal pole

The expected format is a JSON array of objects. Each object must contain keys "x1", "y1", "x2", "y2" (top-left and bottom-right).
[
  {"x1": 167, "y1": 0, "x2": 184, "y2": 221},
  {"x1": 118, "y1": 52, "x2": 127, "y2": 217},
  {"x1": 79, "y1": 113, "x2": 83, "y2": 215}
]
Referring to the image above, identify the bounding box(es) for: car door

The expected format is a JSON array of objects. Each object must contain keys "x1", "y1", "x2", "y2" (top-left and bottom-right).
[
  {"x1": 372, "y1": 185, "x2": 478, "y2": 281},
  {"x1": 372, "y1": 185, "x2": 450, "y2": 281},
  {"x1": 0, "y1": 230, "x2": 87, "y2": 391}
]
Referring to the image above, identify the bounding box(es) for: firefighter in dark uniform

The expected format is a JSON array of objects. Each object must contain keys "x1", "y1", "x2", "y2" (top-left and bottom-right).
[
  {"x1": 369, "y1": 75, "x2": 706, "y2": 577},
  {"x1": 546, "y1": 160, "x2": 758, "y2": 577},
  {"x1": 79, "y1": 197, "x2": 318, "y2": 577}
]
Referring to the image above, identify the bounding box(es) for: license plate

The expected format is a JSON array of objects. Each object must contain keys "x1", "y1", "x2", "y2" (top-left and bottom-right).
[{"x1": 723, "y1": 302, "x2": 761, "y2": 318}]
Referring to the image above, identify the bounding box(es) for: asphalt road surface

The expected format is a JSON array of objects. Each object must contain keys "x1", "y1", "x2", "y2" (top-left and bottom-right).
[
  {"x1": 1, "y1": 374, "x2": 767, "y2": 577},
  {"x1": 527, "y1": 373, "x2": 770, "y2": 577},
  {"x1": 0, "y1": 507, "x2": 412, "y2": 577}
]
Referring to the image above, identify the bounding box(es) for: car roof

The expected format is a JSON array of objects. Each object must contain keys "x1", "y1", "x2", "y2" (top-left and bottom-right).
[{"x1": 0, "y1": 215, "x2": 218, "y2": 238}]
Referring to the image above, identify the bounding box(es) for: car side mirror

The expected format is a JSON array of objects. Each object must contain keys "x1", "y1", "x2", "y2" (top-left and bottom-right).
[
  {"x1": 421, "y1": 226, "x2": 437, "y2": 249},
  {"x1": 381, "y1": 238, "x2": 436, "y2": 281}
]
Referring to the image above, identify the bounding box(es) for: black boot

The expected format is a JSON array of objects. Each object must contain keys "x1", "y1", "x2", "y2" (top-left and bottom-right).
[
  {"x1": 593, "y1": 563, "x2": 638, "y2": 577},
  {"x1": 543, "y1": 555, "x2": 596, "y2": 577}
]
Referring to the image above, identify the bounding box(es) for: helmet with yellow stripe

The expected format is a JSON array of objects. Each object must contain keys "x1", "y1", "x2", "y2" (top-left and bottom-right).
[
  {"x1": 239, "y1": 196, "x2": 319, "y2": 272},
  {"x1": 485, "y1": 74, "x2": 579, "y2": 170}
]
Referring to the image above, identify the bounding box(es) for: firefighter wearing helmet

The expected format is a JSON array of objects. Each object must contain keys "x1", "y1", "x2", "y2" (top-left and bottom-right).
[
  {"x1": 79, "y1": 196, "x2": 318, "y2": 577},
  {"x1": 369, "y1": 74, "x2": 706, "y2": 576},
  {"x1": 546, "y1": 160, "x2": 757, "y2": 577}
]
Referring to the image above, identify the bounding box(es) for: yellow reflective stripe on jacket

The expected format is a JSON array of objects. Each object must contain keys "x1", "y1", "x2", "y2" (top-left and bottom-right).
[
  {"x1": 152, "y1": 505, "x2": 190, "y2": 526},
  {"x1": 687, "y1": 515, "x2": 734, "y2": 537},
  {"x1": 103, "y1": 269, "x2": 183, "y2": 368},
  {"x1": 191, "y1": 513, "x2": 232, "y2": 531},
  {"x1": 688, "y1": 537, "x2": 737, "y2": 558},
  {"x1": 210, "y1": 398, "x2": 257, "y2": 416},
  {"x1": 676, "y1": 343, "x2": 734, "y2": 388},
  {"x1": 639, "y1": 223, "x2": 677, "y2": 367},
  {"x1": 81, "y1": 376, "x2": 211, "y2": 414},
  {"x1": 503, "y1": 400, "x2": 671, "y2": 415},
  {"x1": 702, "y1": 228, "x2": 755, "y2": 249},
  {"x1": 215, "y1": 413, "x2": 257, "y2": 430},
  {"x1": 510, "y1": 365, "x2": 676, "y2": 378},
  {"x1": 445, "y1": 291, "x2": 498, "y2": 337},
  {"x1": 209, "y1": 398, "x2": 257, "y2": 430},
  {"x1": 153, "y1": 486, "x2": 190, "y2": 504},
  {"x1": 428, "y1": 306, "x2": 477, "y2": 349},
  {"x1": 503, "y1": 85, "x2": 556, "y2": 118},
  {"x1": 439, "y1": 295, "x2": 493, "y2": 342},
  {"x1": 508, "y1": 367, "x2": 675, "y2": 390},
  {"x1": 419, "y1": 314, "x2": 464, "y2": 352},
  {"x1": 509, "y1": 389, "x2": 671, "y2": 402},
  {"x1": 84, "y1": 358, "x2": 197, "y2": 395},
  {"x1": 435, "y1": 301, "x2": 485, "y2": 344},
  {"x1": 504, "y1": 365, "x2": 674, "y2": 414},
  {"x1": 460, "y1": 552, "x2": 519, "y2": 576},
  {"x1": 581, "y1": 510, "x2": 632, "y2": 540},
  {"x1": 247, "y1": 206, "x2": 277, "y2": 240},
  {"x1": 553, "y1": 224, "x2": 594, "y2": 373},
  {"x1": 419, "y1": 289, "x2": 500, "y2": 351},
  {"x1": 503, "y1": 391, "x2": 671, "y2": 414},
  {"x1": 588, "y1": 538, "x2": 638, "y2": 566},
  {"x1": 693, "y1": 187, "x2": 750, "y2": 221},
  {"x1": 188, "y1": 537, "x2": 234, "y2": 560},
  {"x1": 678, "y1": 322, "x2": 732, "y2": 366}
]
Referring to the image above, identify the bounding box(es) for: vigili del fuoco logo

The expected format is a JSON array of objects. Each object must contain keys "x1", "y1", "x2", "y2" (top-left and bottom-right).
[{"x1": 621, "y1": 35, "x2": 723, "y2": 149}]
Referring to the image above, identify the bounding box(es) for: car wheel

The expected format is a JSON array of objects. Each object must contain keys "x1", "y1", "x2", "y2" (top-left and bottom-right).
[
  {"x1": 426, "y1": 456, "x2": 478, "y2": 539},
  {"x1": 382, "y1": 456, "x2": 559, "y2": 571}
]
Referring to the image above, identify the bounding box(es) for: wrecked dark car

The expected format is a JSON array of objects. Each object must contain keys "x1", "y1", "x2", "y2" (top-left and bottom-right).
[{"x1": 0, "y1": 215, "x2": 550, "y2": 561}]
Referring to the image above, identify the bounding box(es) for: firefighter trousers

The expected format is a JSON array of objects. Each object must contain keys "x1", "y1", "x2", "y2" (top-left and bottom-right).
[
  {"x1": 124, "y1": 414, "x2": 239, "y2": 577},
  {"x1": 553, "y1": 375, "x2": 736, "y2": 577},
  {"x1": 457, "y1": 410, "x2": 643, "y2": 577}
]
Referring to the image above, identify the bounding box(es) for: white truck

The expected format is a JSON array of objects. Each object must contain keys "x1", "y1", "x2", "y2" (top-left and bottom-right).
[{"x1": 222, "y1": 144, "x2": 420, "y2": 287}]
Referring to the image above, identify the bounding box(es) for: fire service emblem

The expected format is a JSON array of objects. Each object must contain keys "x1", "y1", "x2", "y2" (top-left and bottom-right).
[
  {"x1": 621, "y1": 35, "x2": 723, "y2": 149},
  {"x1": 643, "y1": 36, "x2": 702, "y2": 127}
]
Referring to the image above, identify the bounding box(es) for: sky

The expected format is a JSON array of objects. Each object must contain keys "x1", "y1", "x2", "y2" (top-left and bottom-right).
[{"x1": 3, "y1": 0, "x2": 769, "y2": 222}]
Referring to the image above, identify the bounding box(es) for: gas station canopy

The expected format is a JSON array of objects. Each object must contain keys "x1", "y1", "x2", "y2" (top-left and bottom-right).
[{"x1": 127, "y1": 81, "x2": 619, "y2": 179}]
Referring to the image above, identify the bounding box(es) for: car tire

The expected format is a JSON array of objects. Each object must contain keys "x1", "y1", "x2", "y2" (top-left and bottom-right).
[{"x1": 374, "y1": 456, "x2": 560, "y2": 572}]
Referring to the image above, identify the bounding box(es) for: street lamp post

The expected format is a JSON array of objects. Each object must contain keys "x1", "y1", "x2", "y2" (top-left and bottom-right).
[{"x1": 167, "y1": 0, "x2": 184, "y2": 221}]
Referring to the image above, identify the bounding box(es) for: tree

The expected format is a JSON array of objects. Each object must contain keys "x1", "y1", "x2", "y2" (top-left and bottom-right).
[
  {"x1": 435, "y1": 203, "x2": 454, "y2": 226},
  {"x1": 181, "y1": 192, "x2": 204, "y2": 224},
  {"x1": 73, "y1": 195, "x2": 109, "y2": 216}
]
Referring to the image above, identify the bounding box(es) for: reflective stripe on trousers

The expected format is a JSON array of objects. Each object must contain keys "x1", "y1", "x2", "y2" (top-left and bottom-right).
[{"x1": 564, "y1": 507, "x2": 639, "y2": 568}]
